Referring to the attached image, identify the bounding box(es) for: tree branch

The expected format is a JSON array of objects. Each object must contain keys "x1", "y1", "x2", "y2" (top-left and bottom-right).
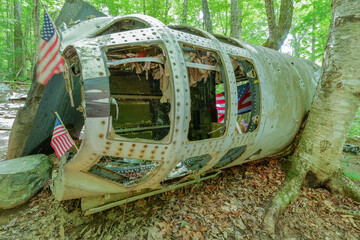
[
  {"x1": 264, "y1": 0, "x2": 277, "y2": 37},
  {"x1": 263, "y1": 0, "x2": 294, "y2": 50}
]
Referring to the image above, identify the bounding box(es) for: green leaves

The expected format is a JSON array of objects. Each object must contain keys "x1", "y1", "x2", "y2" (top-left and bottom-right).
[{"x1": 0, "y1": 0, "x2": 331, "y2": 83}]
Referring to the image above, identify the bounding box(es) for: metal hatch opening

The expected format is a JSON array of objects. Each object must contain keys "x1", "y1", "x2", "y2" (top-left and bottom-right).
[{"x1": 105, "y1": 44, "x2": 172, "y2": 142}]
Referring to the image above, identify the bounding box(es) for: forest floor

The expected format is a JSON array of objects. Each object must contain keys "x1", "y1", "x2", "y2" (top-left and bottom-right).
[{"x1": 0, "y1": 88, "x2": 359, "y2": 240}]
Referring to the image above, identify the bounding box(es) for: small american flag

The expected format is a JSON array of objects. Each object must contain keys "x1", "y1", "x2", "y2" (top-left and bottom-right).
[
  {"x1": 36, "y1": 11, "x2": 65, "y2": 85},
  {"x1": 216, "y1": 82, "x2": 252, "y2": 123},
  {"x1": 237, "y1": 82, "x2": 252, "y2": 114},
  {"x1": 51, "y1": 116, "x2": 74, "y2": 158},
  {"x1": 215, "y1": 92, "x2": 226, "y2": 123},
  {"x1": 241, "y1": 119, "x2": 248, "y2": 132}
]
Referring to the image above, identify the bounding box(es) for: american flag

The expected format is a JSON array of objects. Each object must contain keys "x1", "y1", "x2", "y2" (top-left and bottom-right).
[
  {"x1": 51, "y1": 116, "x2": 74, "y2": 158},
  {"x1": 237, "y1": 82, "x2": 252, "y2": 114},
  {"x1": 215, "y1": 92, "x2": 226, "y2": 123},
  {"x1": 36, "y1": 11, "x2": 65, "y2": 85},
  {"x1": 216, "y1": 82, "x2": 252, "y2": 123}
]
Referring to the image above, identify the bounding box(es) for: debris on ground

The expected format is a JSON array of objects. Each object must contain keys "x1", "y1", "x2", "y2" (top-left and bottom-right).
[
  {"x1": 0, "y1": 159, "x2": 359, "y2": 240},
  {"x1": 343, "y1": 143, "x2": 360, "y2": 154}
]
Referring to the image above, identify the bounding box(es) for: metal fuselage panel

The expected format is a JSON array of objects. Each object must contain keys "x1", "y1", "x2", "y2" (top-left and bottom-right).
[{"x1": 52, "y1": 14, "x2": 320, "y2": 201}]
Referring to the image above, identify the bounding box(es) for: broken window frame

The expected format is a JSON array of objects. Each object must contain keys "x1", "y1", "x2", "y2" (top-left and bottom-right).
[
  {"x1": 229, "y1": 55, "x2": 261, "y2": 134},
  {"x1": 88, "y1": 156, "x2": 161, "y2": 187},
  {"x1": 180, "y1": 43, "x2": 230, "y2": 142},
  {"x1": 102, "y1": 42, "x2": 175, "y2": 144}
]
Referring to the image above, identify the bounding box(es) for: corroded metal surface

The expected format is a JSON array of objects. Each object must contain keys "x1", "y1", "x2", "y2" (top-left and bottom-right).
[{"x1": 52, "y1": 14, "x2": 320, "y2": 212}]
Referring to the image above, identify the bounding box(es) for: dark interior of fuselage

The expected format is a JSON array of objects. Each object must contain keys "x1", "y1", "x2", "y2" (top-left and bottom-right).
[{"x1": 107, "y1": 46, "x2": 171, "y2": 141}]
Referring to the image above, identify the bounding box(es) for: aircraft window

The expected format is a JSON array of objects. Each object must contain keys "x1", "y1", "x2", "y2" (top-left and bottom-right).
[
  {"x1": 88, "y1": 156, "x2": 160, "y2": 186},
  {"x1": 95, "y1": 19, "x2": 150, "y2": 37},
  {"x1": 230, "y1": 56, "x2": 260, "y2": 134},
  {"x1": 105, "y1": 45, "x2": 172, "y2": 141},
  {"x1": 182, "y1": 44, "x2": 228, "y2": 141}
]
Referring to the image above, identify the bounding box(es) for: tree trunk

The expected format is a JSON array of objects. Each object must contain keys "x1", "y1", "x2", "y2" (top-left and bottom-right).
[
  {"x1": 32, "y1": 0, "x2": 41, "y2": 73},
  {"x1": 201, "y1": 0, "x2": 213, "y2": 33},
  {"x1": 223, "y1": 4, "x2": 228, "y2": 36},
  {"x1": 230, "y1": 0, "x2": 243, "y2": 40},
  {"x1": 263, "y1": 0, "x2": 360, "y2": 235},
  {"x1": 182, "y1": 0, "x2": 187, "y2": 25},
  {"x1": 163, "y1": 0, "x2": 170, "y2": 24},
  {"x1": 263, "y1": 0, "x2": 294, "y2": 50},
  {"x1": 6, "y1": 0, "x2": 12, "y2": 73},
  {"x1": 291, "y1": 33, "x2": 300, "y2": 56},
  {"x1": 143, "y1": 0, "x2": 146, "y2": 15},
  {"x1": 311, "y1": 19, "x2": 316, "y2": 61},
  {"x1": 302, "y1": 0, "x2": 360, "y2": 187},
  {"x1": 14, "y1": 0, "x2": 25, "y2": 78}
]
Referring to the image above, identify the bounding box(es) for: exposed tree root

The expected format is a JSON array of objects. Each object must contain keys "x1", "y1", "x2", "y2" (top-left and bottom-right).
[
  {"x1": 336, "y1": 210, "x2": 360, "y2": 219},
  {"x1": 326, "y1": 172, "x2": 360, "y2": 202},
  {"x1": 263, "y1": 161, "x2": 360, "y2": 238},
  {"x1": 262, "y1": 157, "x2": 309, "y2": 236}
]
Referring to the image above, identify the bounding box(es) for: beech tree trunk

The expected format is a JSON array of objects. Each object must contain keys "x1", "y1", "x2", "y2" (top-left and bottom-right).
[
  {"x1": 6, "y1": 0, "x2": 12, "y2": 72},
  {"x1": 223, "y1": 5, "x2": 228, "y2": 36},
  {"x1": 263, "y1": 0, "x2": 294, "y2": 50},
  {"x1": 32, "y1": 0, "x2": 40, "y2": 71},
  {"x1": 182, "y1": 0, "x2": 188, "y2": 25},
  {"x1": 263, "y1": 0, "x2": 360, "y2": 235},
  {"x1": 311, "y1": 19, "x2": 316, "y2": 61},
  {"x1": 230, "y1": 0, "x2": 243, "y2": 40},
  {"x1": 201, "y1": 0, "x2": 213, "y2": 33},
  {"x1": 14, "y1": 0, "x2": 25, "y2": 78},
  {"x1": 301, "y1": 0, "x2": 360, "y2": 188}
]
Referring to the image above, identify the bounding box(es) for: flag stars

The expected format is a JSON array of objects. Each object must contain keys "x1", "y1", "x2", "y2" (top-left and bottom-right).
[{"x1": 41, "y1": 12, "x2": 55, "y2": 41}]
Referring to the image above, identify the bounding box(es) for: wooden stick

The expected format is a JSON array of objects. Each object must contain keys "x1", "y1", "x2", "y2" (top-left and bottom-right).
[{"x1": 54, "y1": 111, "x2": 79, "y2": 152}]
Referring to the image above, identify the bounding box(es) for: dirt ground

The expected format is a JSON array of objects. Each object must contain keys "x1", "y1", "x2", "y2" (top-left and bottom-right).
[{"x1": 0, "y1": 91, "x2": 359, "y2": 240}]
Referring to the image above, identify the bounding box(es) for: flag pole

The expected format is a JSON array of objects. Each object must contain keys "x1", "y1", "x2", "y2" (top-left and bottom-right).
[{"x1": 54, "y1": 112, "x2": 79, "y2": 152}]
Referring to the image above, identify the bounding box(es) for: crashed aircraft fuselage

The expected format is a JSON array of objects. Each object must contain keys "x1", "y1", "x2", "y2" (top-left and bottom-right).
[{"x1": 52, "y1": 14, "x2": 320, "y2": 214}]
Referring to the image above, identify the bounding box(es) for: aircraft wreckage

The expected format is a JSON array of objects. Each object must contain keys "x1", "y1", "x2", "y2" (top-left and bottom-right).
[{"x1": 50, "y1": 14, "x2": 320, "y2": 214}]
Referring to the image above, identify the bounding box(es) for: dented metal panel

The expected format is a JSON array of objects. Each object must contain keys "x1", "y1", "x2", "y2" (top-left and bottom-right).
[{"x1": 51, "y1": 14, "x2": 320, "y2": 213}]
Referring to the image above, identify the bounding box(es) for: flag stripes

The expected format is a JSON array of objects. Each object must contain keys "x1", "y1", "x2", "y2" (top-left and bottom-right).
[
  {"x1": 215, "y1": 83, "x2": 252, "y2": 123},
  {"x1": 216, "y1": 92, "x2": 226, "y2": 123},
  {"x1": 51, "y1": 117, "x2": 74, "y2": 158},
  {"x1": 36, "y1": 11, "x2": 65, "y2": 85},
  {"x1": 237, "y1": 86, "x2": 252, "y2": 114}
]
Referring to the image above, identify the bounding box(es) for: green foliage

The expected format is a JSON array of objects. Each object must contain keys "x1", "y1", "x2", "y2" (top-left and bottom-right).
[
  {"x1": 0, "y1": 0, "x2": 332, "y2": 85},
  {"x1": 348, "y1": 108, "x2": 360, "y2": 139},
  {"x1": 341, "y1": 156, "x2": 360, "y2": 182},
  {"x1": 290, "y1": 0, "x2": 331, "y2": 64}
]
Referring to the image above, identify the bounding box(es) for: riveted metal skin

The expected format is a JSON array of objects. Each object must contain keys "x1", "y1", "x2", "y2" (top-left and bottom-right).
[{"x1": 52, "y1": 14, "x2": 320, "y2": 205}]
